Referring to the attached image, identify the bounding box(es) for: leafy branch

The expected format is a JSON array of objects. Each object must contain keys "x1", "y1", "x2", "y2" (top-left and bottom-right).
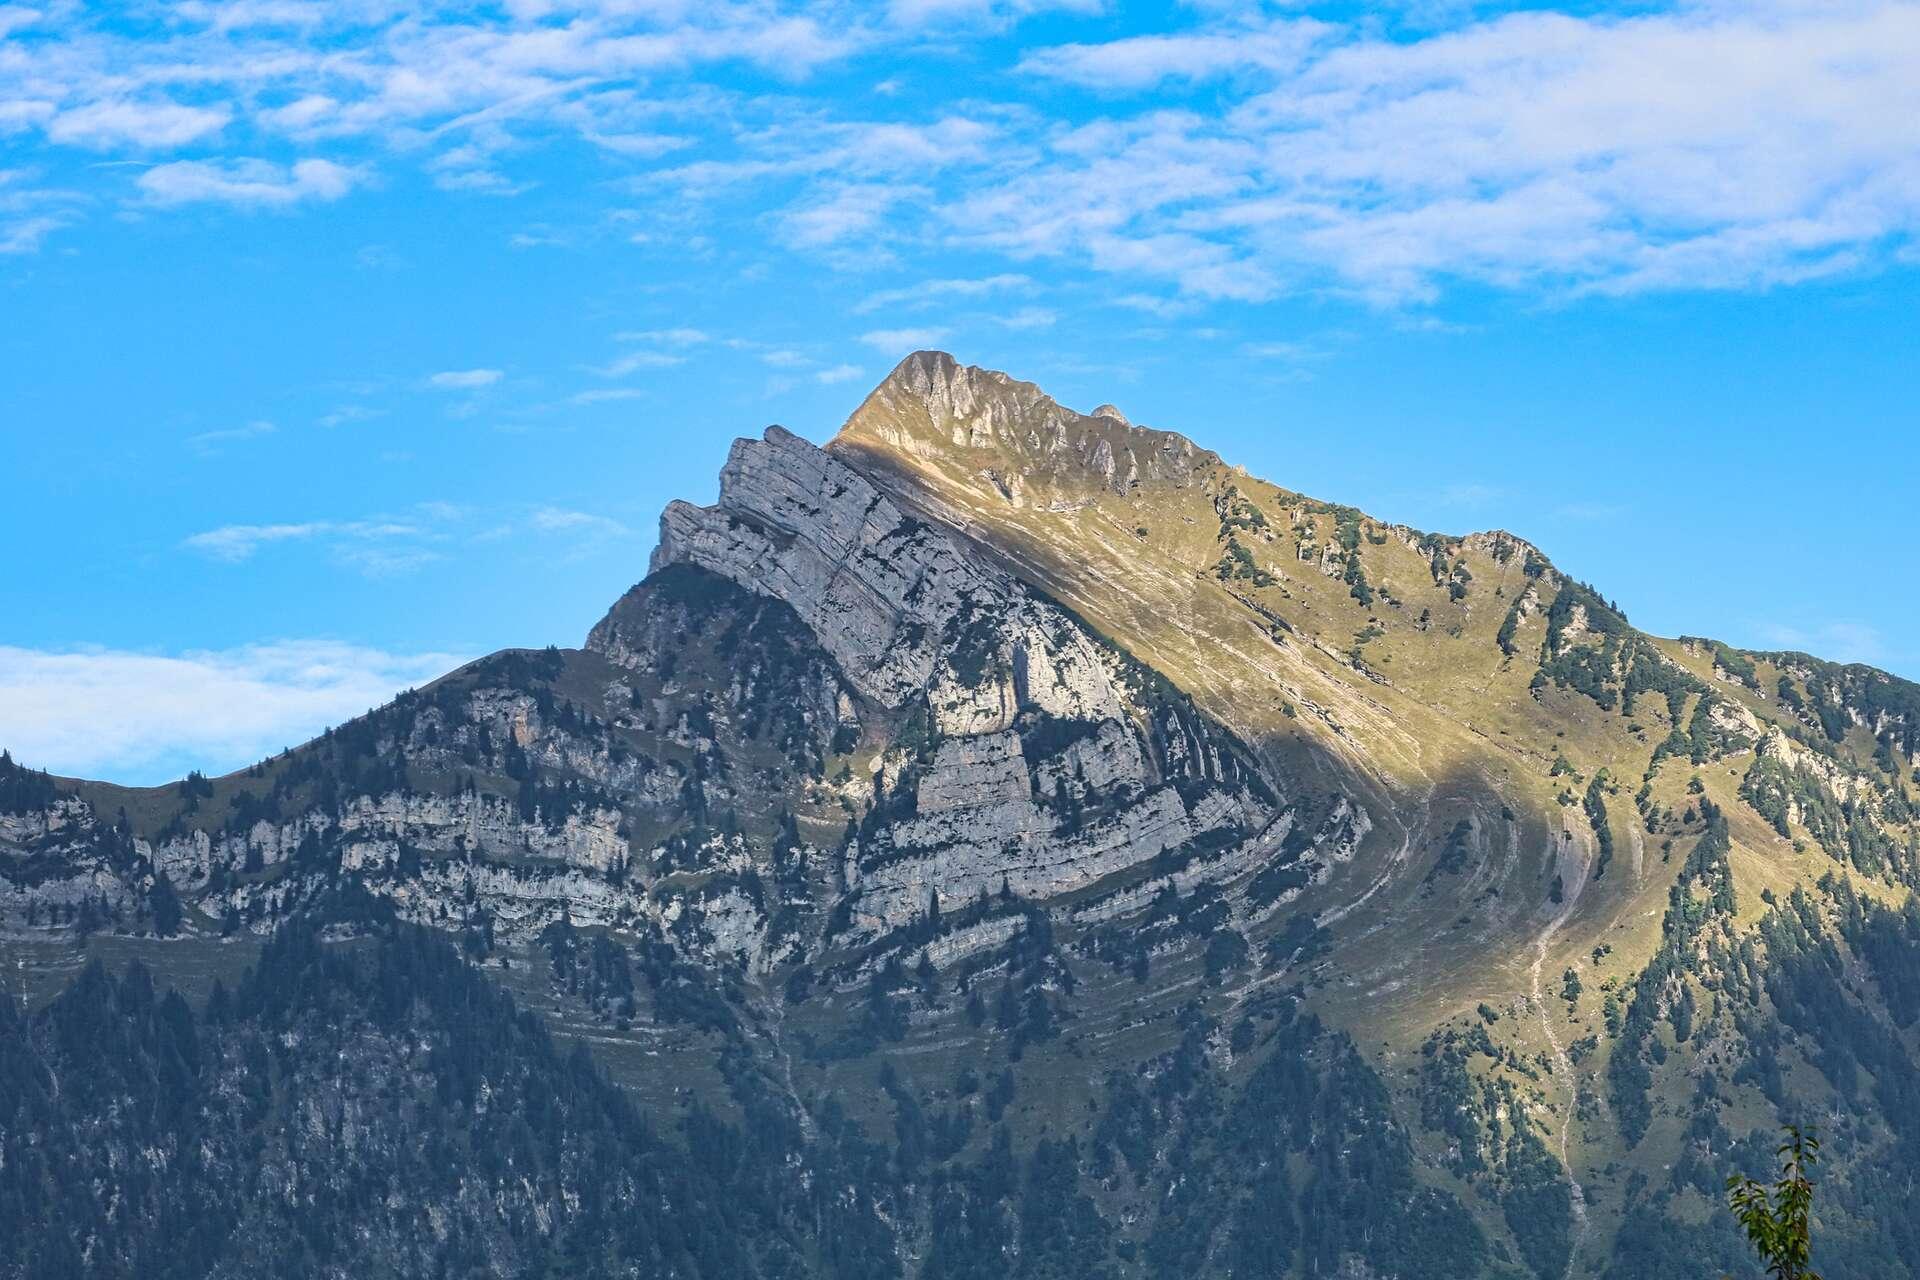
[{"x1": 1726, "y1": 1125, "x2": 1822, "y2": 1280}]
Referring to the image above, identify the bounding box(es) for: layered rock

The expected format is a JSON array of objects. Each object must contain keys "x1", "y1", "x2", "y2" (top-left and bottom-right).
[{"x1": 641, "y1": 421, "x2": 1280, "y2": 945}]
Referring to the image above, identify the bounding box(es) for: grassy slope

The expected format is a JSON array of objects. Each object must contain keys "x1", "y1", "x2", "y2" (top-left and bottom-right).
[{"x1": 830, "y1": 357, "x2": 1920, "y2": 1271}]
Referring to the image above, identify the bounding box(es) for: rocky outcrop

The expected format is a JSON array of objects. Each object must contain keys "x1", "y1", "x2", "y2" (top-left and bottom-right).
[
  {"x1": 835, "y1": 350, "x2": 1220, "y2": 499},
  {"x1": 641, "y1": 422, "x2": 1277, "y2": 945}
]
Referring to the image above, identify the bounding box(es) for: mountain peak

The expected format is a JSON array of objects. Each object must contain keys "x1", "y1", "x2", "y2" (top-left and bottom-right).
[{"x1": 833, "y1": 351, "x2": 1219, "y2": 499}]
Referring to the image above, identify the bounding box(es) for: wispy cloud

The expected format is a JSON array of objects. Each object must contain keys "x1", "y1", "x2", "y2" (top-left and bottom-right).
[
  {"x1": 856, "y1": 273, "x2": 1031, "y2": 313},
  {"x1": 1241, "y1": 340, "x2": 1316, "y2": 361},
  {"x1": 815, "y1": 363, "x2": 864, "y2": 384},
  {"x1": 595, "y1": 350, "x2": 686, "y2": 377},
  {"x1": 527, "y1": 506, "x2": 635, "y2": 562},
  {"x1": 187, "y1": 419, "x2": 276, "y2": 454},
  {"x1": 0, "y1": 641, "x2": 470, "y2": 785},
  {"x1": 569, "y1": 387, "x2": 650, "y2": 405},
  {"x1": 510, "y1": 227, "x2": 570, "y2": 249},
  {"x1": 0, "y1": 6, "x2": 43, "y2": 39},
  {"x1": 1113, "y1": 293, "x2": 1200, "y2": 319},
  {"x1": 0, "y1": 167, "x2": 84, "y2": 254},
  {"x1": 428, "y1": 368, "x2": 503, "y2": 390},
  {"x1": 861, "y1": 327, "x2": 948, "y2": 352},
  {"x1": 1018, "y1": 22, "x2": 1329, "y2": 88},
  {"x1": 783, "y1": 180, "x2": 924, "y2": 248},
  {"x1": 10, "y1": 3, "x2": 1919, "y2": 304},
  {"x1": 183, "y1": 519, "x2": 425, "y2": 566},
  {"x1": 531, "y1": 507, "x2": 630, "y2": 537},
  {"x1": 999, "y1": 306, "x2": 1056, "y2": 330},
  {"x1": 0, "y1": 213, "x2": 69, "y2": 254},
  {"x1": 137, "y1": 158, "x2": 360, "y2": 208},
  {"x1": 885, "y1": 0, "x2": 1103, "y2": 30},
  {"x1": 48, "y1": 99, "x2": 232, "y2": 150},
  {"x1": 319, "y1": 405, "x2": 384, "y2": 428},
  {"x1": 614, "y1": 328, "x2": 710, "y2": 347},
  {"x1": 182, "y1": 501, "x2": 633, "y2": 574}
]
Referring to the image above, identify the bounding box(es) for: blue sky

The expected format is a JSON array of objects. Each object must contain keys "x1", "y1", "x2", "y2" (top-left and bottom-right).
[{"x1": 2, "y1": 0, "x2": 1917, "y2": 784}]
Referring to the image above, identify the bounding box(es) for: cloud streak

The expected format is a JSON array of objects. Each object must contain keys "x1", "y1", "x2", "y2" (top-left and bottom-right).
[
  {"x1": 182, "y1": 519, "x2": 425, "y2": 564},
  {"x1": 428, "y1": 368, "x2": 504, "y2": 390},
  {"x1": 187, "y1": 419, "x2": 277, "y2": 453},
  {"x1": 180, "y1": 500, "x2": 636, "y2": 574},
  {"x1": 0, "y1": 641, "x2": 470, "y2": 785},
  {"x1": 861, "y1": 326, "x2": 949, "y2": 352},
  {"x1": 137, "y1": 158, "x2": 360, "y2": 207}
]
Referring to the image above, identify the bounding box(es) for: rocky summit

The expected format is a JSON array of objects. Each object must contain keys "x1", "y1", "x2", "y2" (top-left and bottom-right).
[{"x1": 5, "y1": 352, "x2": 1920, "y2": 1280}]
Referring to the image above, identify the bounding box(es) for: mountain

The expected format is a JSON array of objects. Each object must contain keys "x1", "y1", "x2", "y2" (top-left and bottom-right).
[{"x1": 5, "y1": 351, "x2": 1920, "y2": 1279}]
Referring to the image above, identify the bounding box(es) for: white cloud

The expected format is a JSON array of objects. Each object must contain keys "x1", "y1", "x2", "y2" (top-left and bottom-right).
[
  {"x1": 569, "y1": 387, "x2": 649, "y2": 405},
  {"x1": 182, "y1": 518, "x2": 424, "y2": 565},
  {"x1": 887, "y1": 0, "x2": 1102, "y2": 29},
  {"x1": 530, "y1": 507, "x2": 630, "y2": 537},
  {"x1": 1112, "y1": 292, "x2": 1200, "y2": 318},
  {"x1": 137, "y1": 157, "x2": 360, "y2": 208},
  {"x1": 959, "y1": 5, "x2": 1920, "y2": 301},
  {"x1": 783, "y1": 181, "x2": 923, "y2": 248},
  {"x1": 12, "y1": 3, "x2": 864, "y2": 200},
  {"x1": 613, "y1": 327, "x2": 709, "y2": 346},
  {"x1": 332, "y1": 545, "x2": 446, "y2": 575},
  {"x1": 815, "y1": 363, "x2": 864, "y2": 384},
  {"x1": 860, "y1": 327, "x2": 949, "y2": 352},
  {"x1": 595, "y1": 349, "x2": 686, "y2": 376},
  {"x1": 856, "y1": 273, "x2": 1032, "y2": 313},
  {"x1": 1241, "y1": 340, "x2": 1319, "y2": 361},
  {"x1": 47, "y1": 99, "x2": 232, "y2": 150},
  {"x1": 318, "y1": 404, "x2": 383, "y2": 427},
  {"x1": 183, "y1": 521, "x2": 333, "y2": 561},
  {"x1": 0, "y1": 5, "x2": 42, "y2": 38},
  {"x1": 526, "y1": 505, "x2": 634, "y2": 561},
  {"x1": 999, "y1": 306, "x2": 1056, "y2": 329},
  {"x1": 1019, "y1": 22, "x2": 1328, "y2": 88},
  {"x1": 0, "y1": 213, "x2": 63, "y2": 254},
  {"x1": 187, "y1": 419, "x2": 276, "y2": 453},
  {"x1": 428, "y1": 367, "x2": 503, "y2": 390},
  {"x1": 0, "y1": 167, "x2": 82, "y2": 254},
  {"x1": 0, "y1": 641, "x2": 469, "y2": 785},
  {"x1": 174, "y1": 500, "x2": 635, "y2": 572},
  {"x1": 9, "y1": 0, "x2": 1920, "y2": 307}
]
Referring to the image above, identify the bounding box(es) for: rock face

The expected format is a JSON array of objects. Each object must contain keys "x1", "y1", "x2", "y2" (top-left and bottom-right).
[
  {"x1": 639, "y1": 421, "x2": 1277, "y2": 944},
  {"x1": 644, "y1": 423, "x2": 1134, "y2": 722},
  {"x1": 7, "y1": 352, "x2": 1920, "y2": 1280}
]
